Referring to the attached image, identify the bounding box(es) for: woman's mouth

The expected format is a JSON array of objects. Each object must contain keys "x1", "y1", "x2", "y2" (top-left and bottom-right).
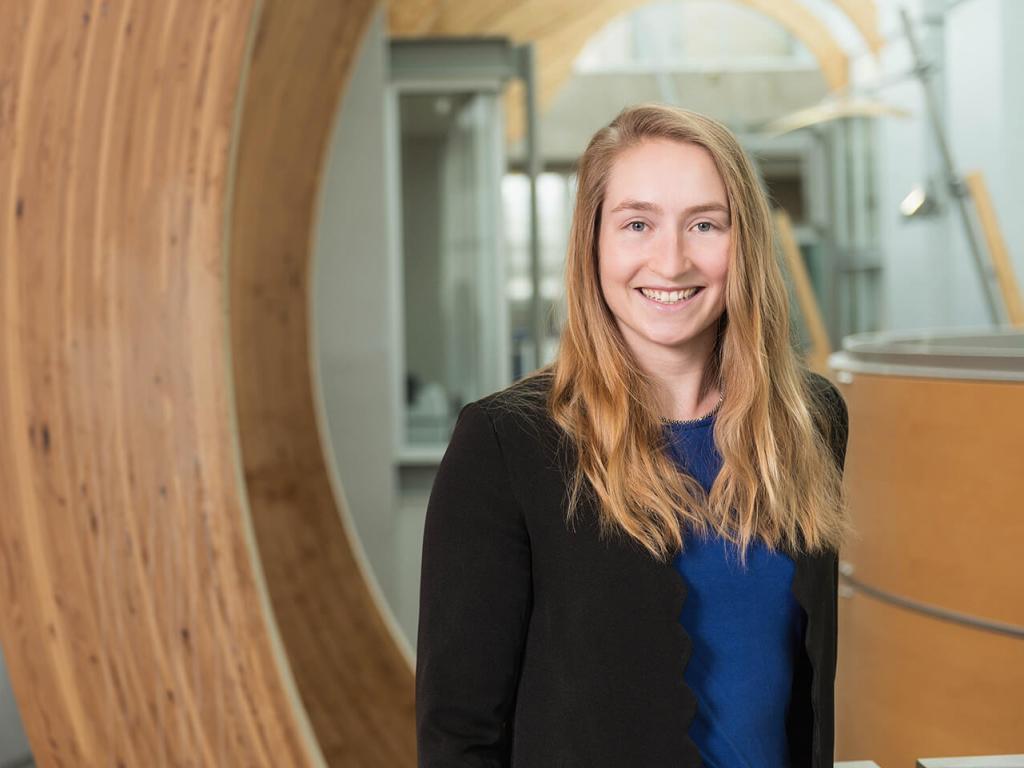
[{"x1": 637, "y1": 286, "x2": 704, "y2": 306}]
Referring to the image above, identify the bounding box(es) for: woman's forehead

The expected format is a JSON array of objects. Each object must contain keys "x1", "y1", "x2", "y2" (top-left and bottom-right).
[{"x1": 602, "y1": 139, "x2": 728, "y2": 212}]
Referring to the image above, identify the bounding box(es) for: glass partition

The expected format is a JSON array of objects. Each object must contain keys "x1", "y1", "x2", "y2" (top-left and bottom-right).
[
  {"x1": 501, "y1": 170, "x2": 575, "y2": 377},
  {"x1": 396, "y1": 90, "x2": 508, "y2": 451}
]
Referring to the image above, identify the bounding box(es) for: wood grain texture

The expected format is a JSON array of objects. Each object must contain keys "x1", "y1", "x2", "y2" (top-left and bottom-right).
[
  {"x1": 388, "y1": 0, "x2": 443, "y2": 37},
  {"x1": 0, "y1": 1, "x2": 321, "y2": 764},
  {"x1": 835, "y1": 373, "x2": 1024, "y2": 766},
  {"x1": 230, "y1": 0, "x2": 417, "y2": 765}
]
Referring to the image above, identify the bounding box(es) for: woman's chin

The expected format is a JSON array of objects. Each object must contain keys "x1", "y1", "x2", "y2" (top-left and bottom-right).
[{"x1": 639, "y1": 322, "x2": 720, "y2": 352}]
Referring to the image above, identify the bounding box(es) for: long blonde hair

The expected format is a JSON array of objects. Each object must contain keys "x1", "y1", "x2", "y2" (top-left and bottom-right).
[{"x1": 527, "y1": 104, "x2": 849, "y2": 564}]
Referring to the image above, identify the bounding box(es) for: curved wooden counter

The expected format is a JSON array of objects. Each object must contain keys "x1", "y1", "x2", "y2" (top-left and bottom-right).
[{"x1": 832, "y1": 332, "x2": 1024, "y2": 766}]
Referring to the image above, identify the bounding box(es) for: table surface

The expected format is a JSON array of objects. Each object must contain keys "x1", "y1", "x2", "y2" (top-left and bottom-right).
[{"x1": 917, "y1": 757, "x2": 1024, "y2": 768}]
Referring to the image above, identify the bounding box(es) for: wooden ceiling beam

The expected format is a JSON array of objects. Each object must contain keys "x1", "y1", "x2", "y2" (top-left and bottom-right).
[
  {"x1": 739, "y1": 0, "x2": 848, "y2": 91},
  {"x1": 397, "y1": 0, "x2": 875, "y2": 94},
  {"x1": 388, "y1": 0, "x2": 444, "y2": 37},
  {"x1": 401, "y1": 0, "x2": 856, "y2": 145},
  {"x1": 832, "y1": 0, "x2": 884, "y2": 55},
  {"x1": 504, "y1": 0, "x2": 850, "y2": 143},
  {"x1": 424, "y1": 0, "x2": 517, "y2": 36}
]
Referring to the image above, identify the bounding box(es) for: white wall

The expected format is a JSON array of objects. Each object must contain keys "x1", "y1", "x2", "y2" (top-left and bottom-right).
[
  {"x1": 312, "y1": 8, "x2": 405, "y2": 638},
  {"x1": 1000, "y1": 0, "x2": 1024, "y2": 297},
  {"x1": 946, "y1": 0, "x2": 1024, "y2": 326},
  {"x1": 864, "y1": 0, "x2": 1023, "y2": 332},
  {"x1": 860, "y1": 0, "x2": 946, "y2": 330}
]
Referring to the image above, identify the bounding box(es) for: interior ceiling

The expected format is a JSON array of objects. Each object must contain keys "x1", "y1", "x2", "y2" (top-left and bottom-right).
[{"x1": 388, "y1": 0, "x2": 881, "y2": 113}]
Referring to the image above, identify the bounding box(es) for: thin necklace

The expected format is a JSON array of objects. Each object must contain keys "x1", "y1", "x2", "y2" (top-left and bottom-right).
[{"x1": 662, "y1": 394, "x2": 725, "y2": 425}]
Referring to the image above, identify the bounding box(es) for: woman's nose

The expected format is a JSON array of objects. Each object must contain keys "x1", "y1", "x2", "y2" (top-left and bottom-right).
[{"x1": 648, "y1": 230, "x2": 689, "y2": 278}]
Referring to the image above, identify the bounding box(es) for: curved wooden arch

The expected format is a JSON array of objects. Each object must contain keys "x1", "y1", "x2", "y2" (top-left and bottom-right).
[
  {"x1": 394, "y1": 0, "x2": 861, "y2": 99},
  {"x1": 503, "y1": 0, "x2": 846, "y2": 142},
  {"x1": 389, "y1": 0, "x2": 444, "y2": 37},
  {"x1": 395, "y1": 0, "x2": 857, "y2": 145},
  {"x1": 230, "y1": 0, "x2": 417, "y2": 764},
  {"x1": 833, "y1": 0, "x2": 884, "y2": 55},
  {"x1": 1, "y1": 0, "x2": 415, "y2": 765}
]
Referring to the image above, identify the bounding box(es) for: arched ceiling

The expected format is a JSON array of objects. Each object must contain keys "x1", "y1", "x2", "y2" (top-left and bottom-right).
[
  {"x1": 390, "y1": 0, "x2": 881, "y2": 107},
  {"x1": 832, "y1": 0, "x2": 885, "y2": 54}
]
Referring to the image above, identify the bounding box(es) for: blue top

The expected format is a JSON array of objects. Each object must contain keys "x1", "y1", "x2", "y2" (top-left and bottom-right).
[{"x1": 665, "y1": 411, "x2": 805, "y2": 768}]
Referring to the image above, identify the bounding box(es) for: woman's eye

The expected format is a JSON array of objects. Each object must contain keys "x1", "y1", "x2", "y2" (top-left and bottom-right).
[
  {"x1": 695, "y1": 221, "x2": 715, "y2": 233},
  {"x1": 627, "y1": 221, "x2": 647, "y2": 232}
]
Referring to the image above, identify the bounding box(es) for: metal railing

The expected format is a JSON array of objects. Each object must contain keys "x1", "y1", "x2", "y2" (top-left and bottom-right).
[{"x1": 839, "y1": 561, "x2": 1024, "y2": 641}]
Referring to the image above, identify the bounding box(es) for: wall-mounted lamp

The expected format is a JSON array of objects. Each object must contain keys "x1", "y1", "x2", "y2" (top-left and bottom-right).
[{"x1": 899, "y1": 182, "x2": 939, "y2": 218}]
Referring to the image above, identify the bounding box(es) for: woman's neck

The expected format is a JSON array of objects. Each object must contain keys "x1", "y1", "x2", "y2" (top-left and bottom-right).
[{"x1": 637, "y1": 352, "x2": 719, "y2": 422}]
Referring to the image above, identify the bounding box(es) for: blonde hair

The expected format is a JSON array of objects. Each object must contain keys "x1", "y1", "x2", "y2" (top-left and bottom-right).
[{"x1": 523, "y1": 104, "x2": 849, "y2": 564}]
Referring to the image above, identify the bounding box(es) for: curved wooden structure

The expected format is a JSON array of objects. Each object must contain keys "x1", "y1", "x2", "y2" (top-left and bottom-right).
[
  {"x1": 833, "y1": 0, "x2": 884, "y2": 55},
  {"x1": 0, "y1": 0, "x2": 414, "y2": 764},
  {"x1": 835, "y1": 373, "x2": 1024, "y2": 766},
  {"x1": 230, "y1": 1, "x2": 416, "y2": 763}
]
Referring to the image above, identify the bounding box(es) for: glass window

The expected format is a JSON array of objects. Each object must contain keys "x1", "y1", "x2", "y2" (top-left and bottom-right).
[
  {"x1": 502, "y1": 170, "x2": 576, "y2": 378},
  {"x1": 397, "y1": 91, "x2": 507, "y2": 448}
]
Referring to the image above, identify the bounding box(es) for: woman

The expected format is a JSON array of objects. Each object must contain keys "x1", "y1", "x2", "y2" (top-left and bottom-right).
[{"x1": 416, "y1": 104, "x2": 850, "y2": 768}]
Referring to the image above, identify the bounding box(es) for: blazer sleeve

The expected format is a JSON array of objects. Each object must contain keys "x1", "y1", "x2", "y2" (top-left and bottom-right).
[{"x1": 416, "y1": 401, "x2": 533, "y2": 767}]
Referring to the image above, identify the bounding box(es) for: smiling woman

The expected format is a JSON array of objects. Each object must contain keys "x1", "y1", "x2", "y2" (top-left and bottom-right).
[{"x1": 416, "y1": 104, "x2": 851, "y2": 767}]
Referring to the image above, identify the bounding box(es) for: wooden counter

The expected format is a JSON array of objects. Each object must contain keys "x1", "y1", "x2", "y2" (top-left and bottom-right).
[{"x1": 831, "y1": 330, "x2": 1024, "y2": 767}]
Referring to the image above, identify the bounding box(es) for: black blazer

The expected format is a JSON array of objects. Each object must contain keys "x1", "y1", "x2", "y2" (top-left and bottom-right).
[{"x1": 416, "y1": 371, "x2": 849, "y2": 768}]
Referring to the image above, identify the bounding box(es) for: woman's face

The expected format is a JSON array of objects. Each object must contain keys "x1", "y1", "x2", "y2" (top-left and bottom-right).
[{"x1": 597, "y1": 138, "x2": 731, "y2": 371}]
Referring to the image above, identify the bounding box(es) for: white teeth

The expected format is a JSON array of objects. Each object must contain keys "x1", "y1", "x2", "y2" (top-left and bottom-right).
[{"x1": 640, "y1": 287, "x2": 700, "y2": 303}]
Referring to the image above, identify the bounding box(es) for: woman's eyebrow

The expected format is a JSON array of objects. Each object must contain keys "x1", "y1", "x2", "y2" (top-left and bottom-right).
[{"x1": 607, "y1": 199, "x2": 729, "y2": 216}]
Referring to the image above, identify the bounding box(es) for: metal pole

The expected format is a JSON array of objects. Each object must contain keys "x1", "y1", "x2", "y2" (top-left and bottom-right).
[
  {"x1": 518, "y1": 43, "x2": 546, "y2": 370},
  {"x1": 899, "y1": 7, "x2": 1004, "y2": 324}
]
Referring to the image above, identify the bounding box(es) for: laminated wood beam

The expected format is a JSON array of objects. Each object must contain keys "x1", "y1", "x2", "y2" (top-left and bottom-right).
[{"x1": 0, "y1": 1, "x2": 416, "y2": 765}]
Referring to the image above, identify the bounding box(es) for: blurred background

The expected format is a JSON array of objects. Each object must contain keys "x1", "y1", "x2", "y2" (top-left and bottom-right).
[
  {"x1": 309, "y1": 0, "x2": 1020, "y2": 639},
  {"x1": 311, "y1": 0, "x2": 1023, "y2": 764},
  {"x1": 2, "y1": 1, "x2": 1021, "y2": 766}
]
